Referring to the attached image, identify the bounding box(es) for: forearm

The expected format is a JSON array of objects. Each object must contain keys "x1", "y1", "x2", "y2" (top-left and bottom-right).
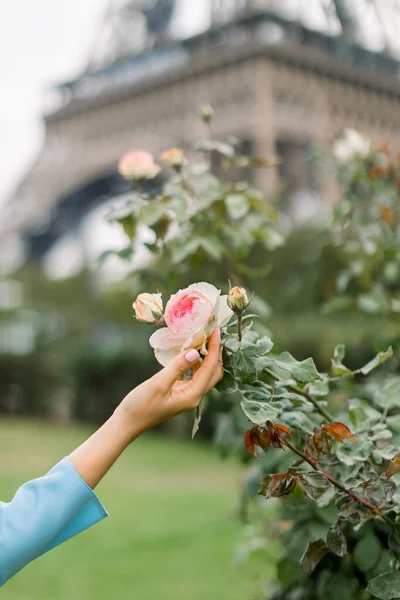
[{"x1": 69, "y1": 411, "x2": 141, "y2": 489}]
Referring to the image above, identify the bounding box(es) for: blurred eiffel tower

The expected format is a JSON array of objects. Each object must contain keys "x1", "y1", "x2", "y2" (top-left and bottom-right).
[{"x1": 1, "y1": 0, "x2": 400, "y2": 273}]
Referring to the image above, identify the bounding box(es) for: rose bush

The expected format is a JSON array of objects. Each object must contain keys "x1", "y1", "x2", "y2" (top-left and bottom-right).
[{"x1": 105, "y1": 108, "x2": 400, "y2": 599}]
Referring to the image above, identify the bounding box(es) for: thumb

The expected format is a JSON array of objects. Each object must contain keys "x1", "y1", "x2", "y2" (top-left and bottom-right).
[{"x1": 160, "y1": 349, "x2": 201, "y2": 387}]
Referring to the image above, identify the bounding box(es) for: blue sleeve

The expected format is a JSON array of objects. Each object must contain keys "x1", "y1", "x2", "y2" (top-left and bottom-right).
[{"x1": 0, "y1": 457, "x2": 108, "y2": 587}]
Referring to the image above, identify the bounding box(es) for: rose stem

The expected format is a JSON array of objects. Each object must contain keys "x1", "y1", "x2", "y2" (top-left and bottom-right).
[{"x1": 237, "y1": 313, "x2": 243, "y2": 349}]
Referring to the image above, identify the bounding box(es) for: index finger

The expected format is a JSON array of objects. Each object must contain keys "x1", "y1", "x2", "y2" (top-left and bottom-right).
[{"x1": 188, "y1": 328, "x2": 221, "y2": 395}]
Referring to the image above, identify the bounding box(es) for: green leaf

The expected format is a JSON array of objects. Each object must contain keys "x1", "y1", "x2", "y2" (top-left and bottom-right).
[
  {"x1": 297, "y1": 472, "x2": 331, "y2": 501},
  {"x1": 98, "y1": 249, "x2": 118, "y2": 263},
  {"x1": 376, "y1": 377, "x2": 400, "y2": 410},
  {"x1": 256, "y1": 226, "x2": 285, "y2": 250},
  {"x1": 366, "y1": 572, "x2": 400, "y2": 599},
  {"x1": 117, "y1": 246, "x2": 134, "y2": 260},
  {"x1": 240, "y1": 400, "x2": 279, "y2": 425},
  {"x1": 230, "y1": 351, "x2": 258, "y2": 383},
  {"x1": 331, "y1": 344, "x2": 352, "y2": 377},
  {"x1": 354, "y1": 533, "x2": 382, "y2": 573},
  {"x1": 360, "y1": 347, "x2": 393, "y2": 375},
  {"x1": 348, "y1": 398, "x2": 382, "y2": 432},
  {"x1": 200, "y1": 236, "x2": 226, "y2": 260},
  {"x1": 271, "y1": 352, "x2": 321, "y2": 384},
  {"x1": 327, "y1": 522, "x2": 347, "y2": 557},
  {"x1": 357, "y1": 287, "x2": 390, "y2": 314},
  {"x1": 216, "y1": 370, "x2": 237, "y2": 394},
  {"x1": 336, "y1": 440, "x2": 374, "y2": 467},
  {"x1": 389, "y1": 525, "x2": 400, "y2": 561},
  {"x1": 139, "y1": 201, "x2": 169, "y2": 226},
  {"x1": 387, "y1": 415, "x2": 400, "y2": 434},
  {"x1": 309, "y1": 378, "x2": 329, "y2": 397},
  {"x1": 170, "y1": 238, "x2": 201, "y2": 263},
  {"x1": 365, "y1": 479, "x2": 396, "y2": 507},
  {"x1": 225, "y1": 193, "x2": 249, "y2": 220},
  {"x1": 280, "y1": 411, "x2": 316, "y2": 435},
  {"x1": 194, "y1": 138, "x2": 235, "y2": 157},
  {"x1": 120, "y1": 214, "x2": 137, "y2": 239},
  {"x1": 372, "y1": 445, "x2": 400, "y2": 465},
  {"x1": 300, "y1": 539, "x2": 328, "y2": 574},
  {"x1": 242, "y1": 336, "x2": 274, "y2": 357}
]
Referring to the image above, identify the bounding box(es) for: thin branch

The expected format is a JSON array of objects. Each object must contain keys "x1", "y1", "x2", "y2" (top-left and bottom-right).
[
  {"x1": 265, "y1": 367, "x2": 334, "y2": 422},
  {"x1": 283, "y1": 437, "x2": 393, "y2": 526}
]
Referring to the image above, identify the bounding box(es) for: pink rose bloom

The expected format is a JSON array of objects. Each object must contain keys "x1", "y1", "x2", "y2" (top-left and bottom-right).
[
  {"x1": 149, "y1": 282, "x2": 233, "y2": 366},
  {"x1": 118, "y1": 150, "x2": 161, "y2": 181}
]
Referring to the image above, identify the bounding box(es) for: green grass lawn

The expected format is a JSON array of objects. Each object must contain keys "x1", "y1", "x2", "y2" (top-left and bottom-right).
[{"x1": 0, "y1": 418, "x2": 275, "y2": 599}]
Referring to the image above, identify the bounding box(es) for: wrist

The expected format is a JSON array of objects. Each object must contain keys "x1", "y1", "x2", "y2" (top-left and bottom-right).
[{"x1": 112, "y1": 403, "x2": 146, "y2": 444}]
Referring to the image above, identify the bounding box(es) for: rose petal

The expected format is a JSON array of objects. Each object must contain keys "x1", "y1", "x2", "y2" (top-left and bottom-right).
[
  {"x1": 182, "y1": 325, "x2": 208, "y2": 354},
  {"x1": 187, "y1": 282, "x2": 220, "y2": 304},
  {"x1": 149, "y1": 327, "x2": 186, "y2": 350},
  {"x1": 154, "y1": 348, "x2": 180, "y2": 367}
]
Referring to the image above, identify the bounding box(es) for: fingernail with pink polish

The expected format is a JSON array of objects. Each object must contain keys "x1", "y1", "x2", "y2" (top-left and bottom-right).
[{"x1": 185, "y1": 349, "x2": 200, "y2": 363}]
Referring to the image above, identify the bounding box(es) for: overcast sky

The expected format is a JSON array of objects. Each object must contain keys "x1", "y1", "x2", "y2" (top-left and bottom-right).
[{"x1": 0, "y1": 0, "x2": 109, "y2": 206}]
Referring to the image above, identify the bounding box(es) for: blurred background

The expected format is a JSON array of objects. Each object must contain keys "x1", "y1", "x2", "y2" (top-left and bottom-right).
[{"x1": 0, "y1": 1, "x2": 399, "y2": 598}]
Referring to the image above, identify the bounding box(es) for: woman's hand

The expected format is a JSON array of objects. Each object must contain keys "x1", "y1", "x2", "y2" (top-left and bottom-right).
[
  {"x1": 69, "y1": 329, "x2": 223, "y2": 489},
  {"x1": 115, "y1": 328, "x2": 223, "y2": 439}
]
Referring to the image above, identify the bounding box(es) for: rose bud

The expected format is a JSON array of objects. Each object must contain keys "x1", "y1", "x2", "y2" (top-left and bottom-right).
[
  {"x1": 199, "y1": 104, "x2": 214, "y2": 123},
  {"x1": 160, "y1": 148, "x2": 185, "y2": 171},
  {"x1": 118, "y1": 150, "x2": 161, "y2": 181},
  {"x1": 133, "y1": 293, "x2": 163, "y2": 324},
  {"x1": 227, "y1": 286, "x2": 250, "y2": 313}
]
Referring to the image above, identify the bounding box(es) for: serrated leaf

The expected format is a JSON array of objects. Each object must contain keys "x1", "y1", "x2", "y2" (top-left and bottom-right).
[
  {"x1": 280, "y1": 411, "x2": 316, "y2": 435},
  {"x1": 258, "y1": 473, "x2": 297, "y2": 499},
  {"x1": 360, "y1": 347, "x2": 393, "y2": 375},
  {"x1": 231, "y1": 351, "x2": 258, "y2": 383},
  {"x1": 387, "y1": 415, "x2": 400, "y2": 434},
  {"x1": 377, "y1": 377, "x2": 400, "y2": 410},
  {"x1": 271, "y1": 352, "x2": 321, "y2": 384},
  {"x1": 309, "y1": 378, "x2": 329, "y2": 397},
  {"x1": 348, "y1": 398, "x2": 382, "y2": 432},
  {"x1": 372, "y1": 445, "x2": 399, "y2": 465},
  {"x1": 327, "y1": 522, "x2": 347, "y2": 557},
  {"x1": 225, "y1": 193, "x2": 250, "y2": 220},
  {"x1": 240, "y1": 400, "x2": 279, "y2": 425},
  {"x1": 331, "y1": 344, "x2": 352, "y2": 376},
  {"x1": 367, "y1": 572, "x2": 400, "y2": 599},
  {"x1": 336, "y1": 440, "x2": 374, "y2": 466},
  {"x1": 300, "y1": 539, "x2": 328, "y2": 574},
  {"x1": 242, "y1": 336, "x2": 274, "y2": 357},
  {"x1": 297, "y1": 472, "x2": 331, "y2": 501},
  {"x1": 215, "y1": 370, "x2": 237, "y2": 394},
  {"x1": 365, "y1": 479, "x2": 396, "y2": 507}
]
